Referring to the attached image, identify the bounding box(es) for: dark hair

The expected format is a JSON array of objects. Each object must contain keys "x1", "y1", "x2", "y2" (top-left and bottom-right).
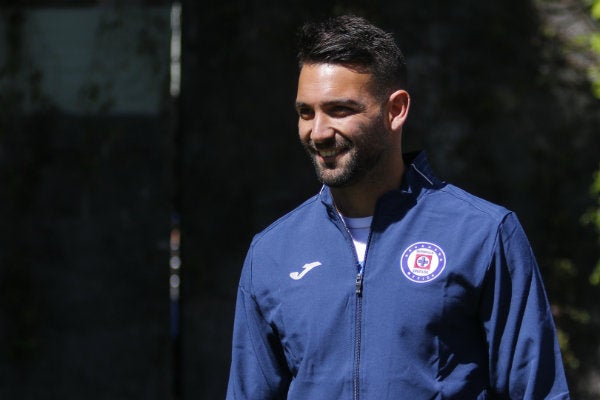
[{"x1": 297, "y1": 15, "x2": 407, "y2": 95}]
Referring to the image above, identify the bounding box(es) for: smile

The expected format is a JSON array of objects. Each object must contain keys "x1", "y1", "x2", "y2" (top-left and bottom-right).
[
  {"x1": 314, "y1": 145, "x2": 350, "y2": 159},
  {"x1": 318, "y1": 149, "x2": 341, "y2": 157}
]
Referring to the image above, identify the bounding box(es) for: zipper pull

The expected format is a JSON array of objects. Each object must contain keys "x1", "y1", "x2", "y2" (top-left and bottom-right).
[{"x1": 355, "y1": 272, "x2": 364, "y2": 296}]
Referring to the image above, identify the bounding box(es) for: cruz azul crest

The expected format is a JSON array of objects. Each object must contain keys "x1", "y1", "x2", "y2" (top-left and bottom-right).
[{"x1": 400, "y1": 242, "x2": 446, "y2": 283}]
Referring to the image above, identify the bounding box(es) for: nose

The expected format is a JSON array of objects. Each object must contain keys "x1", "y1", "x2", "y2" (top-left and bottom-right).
[{"x1": 310, "y1": 112, "x2": 334, "y2": 143}]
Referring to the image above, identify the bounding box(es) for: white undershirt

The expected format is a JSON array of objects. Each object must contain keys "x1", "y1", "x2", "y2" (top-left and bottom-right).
[{"x1": 340, "y1": 215, "x2": 373, "y2": 264}]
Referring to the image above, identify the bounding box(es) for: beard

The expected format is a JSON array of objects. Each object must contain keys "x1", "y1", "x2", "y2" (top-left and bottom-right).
[{"x1": 302, "y1": 116, "x2": 389, "y2": 188}]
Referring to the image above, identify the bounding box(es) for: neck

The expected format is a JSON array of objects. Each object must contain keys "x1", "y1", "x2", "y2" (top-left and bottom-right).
[{"x1": 331, "y1": 158, "x2": 405, "y2": 218}]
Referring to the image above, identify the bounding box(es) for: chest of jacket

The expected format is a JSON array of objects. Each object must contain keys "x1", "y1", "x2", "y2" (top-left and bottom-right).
[{"x1": 250, "y1": 194, "x2": 496, "y2": 392}]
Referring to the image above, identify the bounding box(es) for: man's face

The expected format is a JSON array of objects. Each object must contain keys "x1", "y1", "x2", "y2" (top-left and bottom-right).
[{"x1": 295, "y1": 63, "x2": 390, "y2": 188}]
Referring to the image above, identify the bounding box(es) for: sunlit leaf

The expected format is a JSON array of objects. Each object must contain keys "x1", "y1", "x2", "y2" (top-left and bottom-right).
[{"x1": 592, "y1": 0, "x2": 600, "y2": 20}]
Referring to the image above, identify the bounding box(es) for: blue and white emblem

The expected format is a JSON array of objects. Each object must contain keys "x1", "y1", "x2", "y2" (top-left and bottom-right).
[{"x1": 400, "y1": 242, "x2": 446, "y2": 283}]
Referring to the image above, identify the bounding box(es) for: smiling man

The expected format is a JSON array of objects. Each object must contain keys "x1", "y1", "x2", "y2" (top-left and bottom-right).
[
  {"x1": 296, "y1": 62, "x2": 408, "y2": 217},
  {"x1": 227, "y1": 15, "x2": 570, "y2": 399}
]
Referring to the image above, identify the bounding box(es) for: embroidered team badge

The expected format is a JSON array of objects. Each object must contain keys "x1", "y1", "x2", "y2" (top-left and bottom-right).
[{"x1": 400, "y1": 242, "x2": 446, "y2": 283}]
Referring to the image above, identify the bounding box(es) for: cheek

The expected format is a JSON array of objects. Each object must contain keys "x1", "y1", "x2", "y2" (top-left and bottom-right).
[{"x1": 298, "y1": 121, "x2": 311, "y2": 142}]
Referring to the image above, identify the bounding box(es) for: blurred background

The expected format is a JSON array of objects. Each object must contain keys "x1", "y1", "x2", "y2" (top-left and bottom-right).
[{"x1": 1, "y1": 0, "x2": 599, "y2": 399}]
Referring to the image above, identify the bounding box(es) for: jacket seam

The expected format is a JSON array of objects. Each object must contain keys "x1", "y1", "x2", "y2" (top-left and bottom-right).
[
  {"x1": 438, "y1": 185, "x2": 510, "y2": 223},
  {"x1": 240, "y1": 285, "x2": 286, "y2": 397},
  {"x1": 252, "y1": 195, "x2": 320, "y2": 246}
]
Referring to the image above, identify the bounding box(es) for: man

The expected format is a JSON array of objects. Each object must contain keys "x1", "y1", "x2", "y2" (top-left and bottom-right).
[{"x1": 227, "y1": 14, "x2": 570, "y2": 399}]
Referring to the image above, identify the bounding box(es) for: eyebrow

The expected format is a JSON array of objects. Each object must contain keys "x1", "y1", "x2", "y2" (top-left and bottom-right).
[{"x1": 294, "y1": 98, "x2": 367, "y2": 111}]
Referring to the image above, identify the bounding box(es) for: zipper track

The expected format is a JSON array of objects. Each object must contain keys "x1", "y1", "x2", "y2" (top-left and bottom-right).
[
  {"x1": 335, "y1": 211, "x2": 374, "y2": 400},
  {"x1": 353, "y1": 272, "x2": 363, "y2": 400},
  {"x1": 355, "y1": 224, "x2": 375, "y2": 400}
]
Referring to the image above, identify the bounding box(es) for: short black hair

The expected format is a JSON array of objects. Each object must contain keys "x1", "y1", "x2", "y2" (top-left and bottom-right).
[{"x1": 297, "y1": 15, "x2": 407, "y2": 96}]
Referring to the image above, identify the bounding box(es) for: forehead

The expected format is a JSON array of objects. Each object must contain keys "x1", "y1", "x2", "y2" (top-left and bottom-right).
[{"x1": 296, "y1": 63, "x2": 377, "y2": 103}]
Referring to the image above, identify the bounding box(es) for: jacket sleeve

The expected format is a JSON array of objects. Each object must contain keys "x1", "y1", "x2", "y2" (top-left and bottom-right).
[
  {"x1": 479, "y1": 213, "x2": 570, "y2": 399},
  {"x1": 226, "y1": 245, "x2": 291, "y2": 400}
]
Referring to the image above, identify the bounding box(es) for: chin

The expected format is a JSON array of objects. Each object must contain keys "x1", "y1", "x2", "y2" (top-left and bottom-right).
[{"x1": 318, "y1": 172, "x2": 354, "y2": 188}]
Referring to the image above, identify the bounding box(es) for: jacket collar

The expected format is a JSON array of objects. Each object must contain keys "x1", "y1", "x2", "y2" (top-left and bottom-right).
[{"x1": 400, "y1": 151, "x2": 443, "y2": 194}]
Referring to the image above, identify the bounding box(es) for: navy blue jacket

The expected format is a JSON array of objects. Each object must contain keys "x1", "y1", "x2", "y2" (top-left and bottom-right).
[{"x1": 227, "y1": 152, "x2": 569, "y2": 399}]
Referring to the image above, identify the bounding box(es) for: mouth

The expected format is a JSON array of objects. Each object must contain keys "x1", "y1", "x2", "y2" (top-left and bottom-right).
[
  {"x1": 314, "y1": 147, "x2": 349, "y2": 164},
  {"x1": 304, "y1": 137, "x2": 352, "y2": 164},
  {"x1": 318, "y1": 149, "x2": 342, "y2": 158}
]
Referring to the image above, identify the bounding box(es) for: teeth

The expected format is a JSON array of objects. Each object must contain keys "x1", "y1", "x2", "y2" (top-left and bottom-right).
[{"x1": 319, "y1": 150, "x2": 338, "y2": 157}]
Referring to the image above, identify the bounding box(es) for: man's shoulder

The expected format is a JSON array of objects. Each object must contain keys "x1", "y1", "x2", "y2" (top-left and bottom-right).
[
  {"x1": 253, "y1": 193, "x2": 323, "y2": 244},
  {"x1": 406, "y1": 152, "x2": 512, "y2": 225},
  {"x1": 433, "y1": 183, "x2": 512, "y2": 224}
]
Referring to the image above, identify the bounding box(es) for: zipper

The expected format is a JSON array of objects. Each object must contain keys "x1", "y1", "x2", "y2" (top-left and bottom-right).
[
  {"x1": 354, "y1": 224, "x2": 375, "y2": 400},
  {"x1": 355, "y1": 264, "x2": 364, "y2": 295},
  {"x1": 353, "y1": 261, "x2": 364, "y2": 400},
  {"x1": 333, "y1": 208, "x2": 374, "y2": 400}
]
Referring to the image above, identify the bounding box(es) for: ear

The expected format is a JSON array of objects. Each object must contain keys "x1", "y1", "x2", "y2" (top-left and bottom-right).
[{"x1": 387, "y1": 89, "x2": 410, "y2": 132}]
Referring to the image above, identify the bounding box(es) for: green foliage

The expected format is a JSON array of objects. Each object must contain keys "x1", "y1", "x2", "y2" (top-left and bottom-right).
[
  {"x1": 579, "y1": 1, "x2": 600, "y2": 98},
  {"x1": 588, "y1": 1, "x2": 600, "y2": 78},
  {"x1": 534, "y1": 2, "x2": 600, "y2": 391},
  {"x1": 582, "y1": 0, "x2": 600, "y2": 289},
  {"x1": 590, "y1": 32, "x2": 600, "y2": 96},
  {"x1": 592, "y1": 0, "x2": 600, "y2": 20},
  {"x1": 583, "y1": 167, "x2": 600, "y2": 284}
]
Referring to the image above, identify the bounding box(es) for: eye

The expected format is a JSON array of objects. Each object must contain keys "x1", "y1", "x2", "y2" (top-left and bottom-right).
[
  {"x1": 296, "y1": 106, "x2": 314, "y2": 120},
  {"x1": 328, "y1": 105, "x2": 356, "y2": 118}
]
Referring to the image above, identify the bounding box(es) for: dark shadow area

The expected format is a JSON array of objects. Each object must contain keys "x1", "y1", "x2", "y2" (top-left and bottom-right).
[{"x1": 1, "y1": 1, "x2": 599, "y2": 399}]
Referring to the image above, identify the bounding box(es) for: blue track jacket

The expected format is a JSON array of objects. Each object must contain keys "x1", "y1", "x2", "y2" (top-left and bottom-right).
[{"x1": 227, "y1": 152, "x2": 570, "y2": 399}]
